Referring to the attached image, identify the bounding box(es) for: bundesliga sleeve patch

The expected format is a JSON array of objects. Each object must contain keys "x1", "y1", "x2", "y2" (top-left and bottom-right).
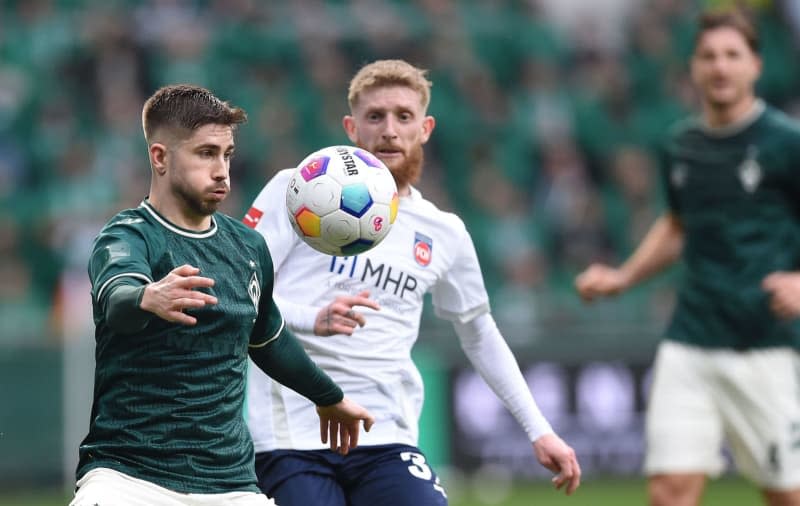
[{"x1": 243, "y1": 207, "x2": 264, "y2": 228}]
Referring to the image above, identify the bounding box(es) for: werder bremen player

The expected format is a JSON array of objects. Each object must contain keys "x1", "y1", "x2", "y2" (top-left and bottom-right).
[
  {"x1": 244, "y1": 60, "x2": 580, "y2": 506},
  {"x1": 70, "y1": 85, "x2": 374, "y2": 506},
  {"x1": 576, "y1": 10, "x2": 800, "y2": 506}
]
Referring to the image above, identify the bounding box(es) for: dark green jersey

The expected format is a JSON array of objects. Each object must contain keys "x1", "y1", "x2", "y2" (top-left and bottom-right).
[
  {"x1": 661, "y1": 102, "x2": 800, "y2": 350},
  {"x1": 78, "y1": 200, "x2": 284, "y2": 493}
]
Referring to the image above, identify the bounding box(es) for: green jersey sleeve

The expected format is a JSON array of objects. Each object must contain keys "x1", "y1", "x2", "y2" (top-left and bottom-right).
[{"x1": 89, "y1": 221, "x2": 154, "y2": 305}]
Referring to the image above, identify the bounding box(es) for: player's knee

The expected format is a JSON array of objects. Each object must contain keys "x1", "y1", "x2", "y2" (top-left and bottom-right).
[{"x1": 648, "y1": 473, "x2": 705, "y2": 506}]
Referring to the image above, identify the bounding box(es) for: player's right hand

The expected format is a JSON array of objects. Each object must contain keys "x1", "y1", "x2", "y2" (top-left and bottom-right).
[
  {"x1": 574, "y1": 263, "x2": 630, "y2": 302},
  {"x1": 140, "y1": 264, "x2": 217, "y2": 325},
  {"x1": 316, "y1": 397, "x2": 375, "y2": 456},
  {"x1": 314, "y1": 290, "x2": 380, "y2": 336}
]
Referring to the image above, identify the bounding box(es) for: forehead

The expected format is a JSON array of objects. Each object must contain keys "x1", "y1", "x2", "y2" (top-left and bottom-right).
[
  {"x1": 695, "y1": 26, "x2": 752, "y2": 52},
  {"x1": 182, "y1": 123, "x2": 235, "y2": 146},
  {"x1": 354, "y1": 85, "x2": 425, "y2": 113}
]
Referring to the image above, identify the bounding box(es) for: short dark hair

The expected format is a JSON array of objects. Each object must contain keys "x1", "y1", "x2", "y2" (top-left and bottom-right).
[
  {"x1": 694, "y1": 8, "x2": 759, "y2": 54},
  {"x1": 141, "y1": 84, "x2": 247, "y2": 143}
]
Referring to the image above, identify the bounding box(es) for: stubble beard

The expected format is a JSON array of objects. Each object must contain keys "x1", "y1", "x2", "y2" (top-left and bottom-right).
[{"x1": 172, "y1": 179, "x2": 221, "y2": 218}]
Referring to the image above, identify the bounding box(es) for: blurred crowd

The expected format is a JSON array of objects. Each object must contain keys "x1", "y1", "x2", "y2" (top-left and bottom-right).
[{"x1": 3, "y1": 0, "x2": 800, "y2": 346}]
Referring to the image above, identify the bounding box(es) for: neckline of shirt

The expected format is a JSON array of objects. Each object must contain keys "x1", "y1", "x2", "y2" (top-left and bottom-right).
[
  {"x1": 140, "y1": 199, "x2": 219, "y2": 238},
  {"x1": 699, "y1": 99, "x2": 766, "y2": 138}
]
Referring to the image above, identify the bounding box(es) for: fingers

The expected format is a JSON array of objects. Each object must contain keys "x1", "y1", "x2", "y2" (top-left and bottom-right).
[
  {"x1": 329, "y1": 419, "x2": 338, "y2": 453},
  {"x1": 363, "y1": 414, "x2": 375, "y2": 432},
  {"x1": 320, "y1": 418, "x2": 328, "y2": 445},
  {"x1": 338, "y1": 423, "x2": 350, "y2": 456}
]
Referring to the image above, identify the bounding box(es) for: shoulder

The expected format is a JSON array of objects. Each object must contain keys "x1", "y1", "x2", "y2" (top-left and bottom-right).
[
  {"x1": 665, "y1": 115, "x2": 702, "y2": 142},
  {"x1": 761, "y1": 105, "x2": 800, "y2": 138},
  {"x1": 215, "y1": 212, "x2": 267, "y2": 246},
  {"x1": 251, "y1": 169, "x2": 294, "y2": 208},
  {"x1": 96, "y1": 207, "x2": 152, "y2": 241},
  {"x1": 407, "y1": 190, "x2": 469, "y2": 237}
]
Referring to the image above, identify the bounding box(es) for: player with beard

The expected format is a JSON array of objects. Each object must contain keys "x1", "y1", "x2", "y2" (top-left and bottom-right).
[
  {"x1": 243, "y1": 59, "x2": 581, "y2": 505},
  {"x1": 71, "y1": 84, "x2": 374, "y2": 506}
]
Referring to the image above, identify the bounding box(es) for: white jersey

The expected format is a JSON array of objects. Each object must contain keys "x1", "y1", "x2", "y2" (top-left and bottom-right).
[{"x1": 245, "y1": 169, "x2": 490, "y2": 451}]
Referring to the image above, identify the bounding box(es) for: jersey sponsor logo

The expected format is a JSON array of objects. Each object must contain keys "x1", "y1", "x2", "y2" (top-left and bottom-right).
[
  {"x1": 329, "y1": 256, "x2": 419, "y2": 299},
  {"x1": 414, "y1": 232, "x2": 432, "y2": 267},
  {"x1": 243, "y1": 207, "x2": 263, "y2": 228},
  {"x1": 112, "y1": 217, "x2": 145, "y2": 226},
  {"x1": 248, "y1": 271, "x2": 260, "y2": 310},
  {"x1": 670, "y1": 163, "x2": 688, "y2": 188},
  {"x1": 738, "y1": 146, "x2": 762, "y2": 193}
]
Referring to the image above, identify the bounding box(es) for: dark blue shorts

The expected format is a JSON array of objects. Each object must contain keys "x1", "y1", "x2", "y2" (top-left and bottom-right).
[{"x1": 254, "y1": 444, "x2": 448, "y2": 506}]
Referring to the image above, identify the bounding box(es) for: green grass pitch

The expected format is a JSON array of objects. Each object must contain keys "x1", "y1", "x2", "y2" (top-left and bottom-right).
[{"x1": 0, "y1": 477, "x2": 760, "y2": 505}]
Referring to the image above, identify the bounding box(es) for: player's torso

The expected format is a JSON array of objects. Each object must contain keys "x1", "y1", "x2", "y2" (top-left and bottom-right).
[
  {"x1": 276, "y1": 195, "x2": 459, "y2": 361},
  {"x1": 663, "y1": 108, "x2": 800, "y2": 348},
  {"x1": 84, "y1": 208, "x2": 264, "y2": 492}
]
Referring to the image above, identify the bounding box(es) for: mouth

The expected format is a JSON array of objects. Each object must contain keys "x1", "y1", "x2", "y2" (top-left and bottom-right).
[
  {"x1": 374, "y1": 147, "x2": 403, "y2": 160},
  {"x1": 208, "y1": 187, "x2": 229, "y2": 200}
]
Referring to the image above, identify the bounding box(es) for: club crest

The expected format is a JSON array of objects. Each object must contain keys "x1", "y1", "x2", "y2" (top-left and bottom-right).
[
  {"x1": 738, "y1": 146, "x2": 762, "y2": 193},
  {"x1": 414, "y1": 232, "x2": 433, "y2": 267}
]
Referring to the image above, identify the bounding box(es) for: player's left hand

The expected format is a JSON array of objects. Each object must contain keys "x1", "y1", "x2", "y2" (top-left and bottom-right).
[
  {"x1": 314, "y1": 290, "x2": 380, "y2": 336},
  {"x1": 762, "y1": 271, "x2": 800, "y2": 319},
  {"x1": 532, "y1": 433, "x2": 581, "y2": 495},
  {"x1": 316, "y1": 397, "x2": 375, "y2": 456}
]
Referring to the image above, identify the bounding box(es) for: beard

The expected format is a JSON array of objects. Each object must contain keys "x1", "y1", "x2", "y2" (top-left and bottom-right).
[
  {"x1": 384, "y1": 143, "x2": 424, "y2": 189},
  {"x1": 171, "y1": 177, "x2": 225, "y2": 218}
]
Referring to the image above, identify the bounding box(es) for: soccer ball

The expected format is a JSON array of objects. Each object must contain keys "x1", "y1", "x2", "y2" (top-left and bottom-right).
[{"x1": 286, "y1": 145, "x2": 399, "y2": 256}]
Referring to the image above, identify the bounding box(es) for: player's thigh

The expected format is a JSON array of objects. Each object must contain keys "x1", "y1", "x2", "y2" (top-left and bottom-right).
[
  {"x1": 348, "y1": 446, "x2": 448, "y2": 506},
  {"x1": 254, "y1": 450, "x2": 346, "y2": 506},
  {"x1": 70, "y1": 467, "x2": 185, "y2": 506},
  {"x1": 644, "y1": 341, "x2": 726, "y2": 476},
  {"x1": 717, "y1": 348, "x2": 800, "y2": 490}
]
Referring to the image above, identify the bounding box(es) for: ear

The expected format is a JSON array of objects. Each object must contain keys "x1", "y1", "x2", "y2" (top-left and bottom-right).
[
  {"x1": 420, "y1": 115, "x2": 435, "y2": 144},
  {"x1": 343, "y1": 115, "x2": 357, "y2": 144},
  {"x1": 149, "y1": 143, "x2": 168, "y2": 176}
]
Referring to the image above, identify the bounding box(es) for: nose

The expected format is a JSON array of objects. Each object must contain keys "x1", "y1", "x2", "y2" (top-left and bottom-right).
[
  {"x1": 212, "y1": 155, "x2": 229, "y2": 181},
  {"x1": 381, "y1": 116, "x2": 398, "y2": 140}
]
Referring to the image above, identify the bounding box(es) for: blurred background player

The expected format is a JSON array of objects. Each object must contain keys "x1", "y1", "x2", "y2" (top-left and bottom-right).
[
  {"x1": 71, "y1": 84, "x2": 373, "y2": 506},
  {"x1": 243, "y1": 59, "x2": 580, "y2": 506},
  {"x1": 575, "y1": 9, "x2": 800, "y2": 506}
]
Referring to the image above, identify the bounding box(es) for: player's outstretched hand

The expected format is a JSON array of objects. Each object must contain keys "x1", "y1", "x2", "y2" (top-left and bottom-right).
[
  {"x1": 533, "y1": 433, "x2": 581, "y2": 496},
  {"x1": 575, "y1": 263, "x2": 630, "y2": 302},
  {"x1": 762, "y1": 271, "x2": 800, "y2": 319},
  {"x1": 314, "y1": 290, "x2": 381, "y2": 336},
  {"x1": 139, "y1": 264, "x2": 217, "y2": 325},
  {"x1": 316, "y1": 397, "x2": 375, "y2": 456}
]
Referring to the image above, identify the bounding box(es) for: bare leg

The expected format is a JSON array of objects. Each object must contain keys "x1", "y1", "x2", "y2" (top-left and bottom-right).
[
  {"x1": 648, "y1": 473, "x2": 707, "y2": 506},
  {"x1": 762, "y1": 488, "x2": 800, "y2": 506}
]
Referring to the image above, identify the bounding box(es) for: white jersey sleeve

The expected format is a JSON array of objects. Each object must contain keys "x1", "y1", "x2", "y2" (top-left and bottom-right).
[
  {"x1": 245, "y1": 169, "x2": 318, "y2": 333},
  {"x1": 453, "y1": 312, "x2": 554, "y2": 442},
  {"x1": 430, "y1": 222, "x2": 491, "y2": 323}
]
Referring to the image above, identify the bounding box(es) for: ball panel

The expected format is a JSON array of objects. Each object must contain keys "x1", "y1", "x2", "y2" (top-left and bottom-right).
[
  {"x1": 294, "y1": 207, "x2": 321, "y2": 237},
  {"x1": 341, "y1": 239, "x2": 375, "y2": 256},
  {"x1": 299, "y1": 156, "x2": 330, "y2": 181},
  {"x1": 358, "y1": 203, "x2": 392, "y2": 243},
  {"x1": 389, "y1": 193, "x2": 399, "y2": 223},
  {"x1": 304, "y1": 176, "x2": 341, "y2": 216},
  {"x1": 340, "y1": 183, "x2": 373, "y2": 217},
  {"x1": 320, "y1": 211, "x2": 360, "y2": 246}
]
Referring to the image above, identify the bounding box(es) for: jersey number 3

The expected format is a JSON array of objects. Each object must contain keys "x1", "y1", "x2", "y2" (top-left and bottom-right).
[{"x1": 400, "y1": 451, "x2": 447, "y2": 498}]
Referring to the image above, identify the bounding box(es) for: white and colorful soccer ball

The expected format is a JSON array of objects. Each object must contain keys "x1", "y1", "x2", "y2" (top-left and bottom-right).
[{"x1": 286, "y1": 145, "x2": 399, "y2": 256}]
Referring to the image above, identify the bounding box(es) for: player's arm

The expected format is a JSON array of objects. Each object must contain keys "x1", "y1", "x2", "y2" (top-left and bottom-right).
[
  {"x1": 453, "y1": 313, "x2": 581, "y2": 495},
  {"x1": 575, "y1": 212, "x2": 683, "y2": 301},
  {"x1": 249, "y1": 314, "x2": 374, "y2": 454},
  {"x1": 762, "y1": 271, "x2": 800, "y2": 319}
]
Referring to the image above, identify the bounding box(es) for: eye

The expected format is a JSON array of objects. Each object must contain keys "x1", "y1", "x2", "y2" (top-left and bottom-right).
[
  {"x1": 224, "y1": 151, "x2": 235, "y2": 161},
  {"x1": 199, "y1": 149, "x2": 214, "y2": 158}
]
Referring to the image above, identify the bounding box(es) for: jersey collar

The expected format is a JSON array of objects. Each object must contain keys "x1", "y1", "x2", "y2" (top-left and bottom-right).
[
  {"x1": 700, "y1": 99, "x2": 766, "y2": 138},
  {"x1": 140, "y1": 199, "x2": 218, "y2": 238}
]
